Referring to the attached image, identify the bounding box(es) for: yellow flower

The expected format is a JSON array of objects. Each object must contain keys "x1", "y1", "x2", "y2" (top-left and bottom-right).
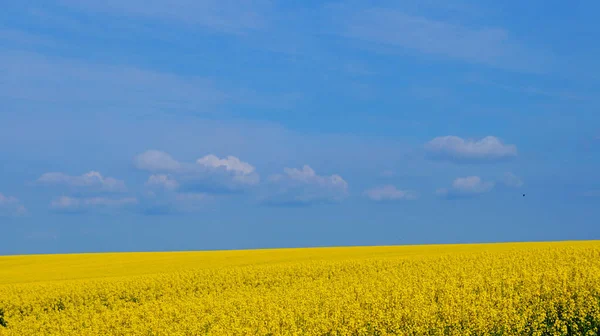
[{"x1": 0, "y1": 241, "x2": 599, "y2": 335}]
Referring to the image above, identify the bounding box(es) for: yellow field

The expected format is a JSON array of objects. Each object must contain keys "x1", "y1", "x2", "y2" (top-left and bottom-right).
[{"x1": 1, "y1": 241, "x2": 599, "y2": 335}]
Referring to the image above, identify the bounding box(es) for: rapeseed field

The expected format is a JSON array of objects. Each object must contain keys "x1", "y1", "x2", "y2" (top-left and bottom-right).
[{"x1": 0, "y1": 241, "x2": 599, "y2": 335}]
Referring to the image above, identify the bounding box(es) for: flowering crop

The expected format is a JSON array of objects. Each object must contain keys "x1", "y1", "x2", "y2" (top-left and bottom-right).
[{"x1": 0, "y1": 241, "x2": 599, "y2": 335}]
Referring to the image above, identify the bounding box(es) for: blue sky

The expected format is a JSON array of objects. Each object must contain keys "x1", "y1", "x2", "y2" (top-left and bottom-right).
[{"x1": 1, "y1": 0, "x2": 599, "y2": 255}]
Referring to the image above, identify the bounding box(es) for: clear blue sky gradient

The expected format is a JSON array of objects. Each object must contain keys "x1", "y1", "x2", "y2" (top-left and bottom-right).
[{"x1": 1, "y1": 0, "x2": 599, "y2": 255}]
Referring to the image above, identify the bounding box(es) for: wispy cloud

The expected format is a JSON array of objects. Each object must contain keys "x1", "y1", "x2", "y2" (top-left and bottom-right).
[
  {"x1": 501, "y1": 172, "x2": 523, "y2": 188},
  {"x1": 425, "y1": 136, "x2": 517, "y2": 163},
  {"x1": 145, "y1": 174, "x2": 179, "y2": 191},
  {"x1": 380, "y1": 170, "x2": 396, "y2": 178},
  {"x1": 465, "y1": 75, "x2": 589, "y2": 101},
  {"x1": 141, "y1": 191, "x2": 212, "y2": 215},
  {"x1": 139, "y1": 172, "x2": 212, "y2": 215},
  {"x1": 0, "y1": 50, "x2": 228, "y2": 114},
  {"x1": 261, "y1": 165, "x2": 349, "y2": 206},
  {"x1": 1, "y1": 46, "x2": 301, "y2": 117},
  {"x1": 436, "y1": 176, "x2": 495, "y2": 199},
  {"x1": 582, "y1": 190, "x2": 600, "y2": 198},
  {"x1": 50, "y1": 196, "x2": 138, "y2": 213},
  {"x1": 365, "y1": 185, "x2": 418, "y2": 202},
  {"x1": 341, "y1": 62, "x2": 377, "y2": 76},
  {"x1": 58, "y1": 0, "x2": 272, "y2": 35},
  {"x1": 332, "y1": 5, "x2": 551, "y2": 72},
  {"x1": 134, "y1": 151, "x2": 183, "y2": 173},
  {"x1": 141, "y1": 173, "x2": 213, "y2": 215},
  {"x1": 0, "y1": 193, "x2": 27, "y2": 217},
  {"x1": 0, "y1": 29, "x2": 57, "y2": 47},
  {"x1": 25, "y1": 230, "x2": 59, "y2": 241},
  {"x1": 36, "y1": 171, "x2": 127, "y2": 193}
]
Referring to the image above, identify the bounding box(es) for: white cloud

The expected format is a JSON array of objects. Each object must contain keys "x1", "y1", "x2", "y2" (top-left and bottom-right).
[
  {"x1": 0, "y1": 193, "x2": 27, "y2": 217},
  {"x1": 452, "y1": 176, "x2": 495, "y2": 193},
  {"x1": 197, "y1": 154, "x2": 255, "y2": 175},
  {"x1": 365, "y1": 185, "x2": 418, "y2": 202},
  {"x1": 37, "y1": 171, "x2": 127, "y2": 193},
  {"x1": 424, "y1": 136, "x2": 517, "y2": 162},
  {"x1": 141, "y1": 174, "x2": 210, "y2": 214},
  {"x1": 50, "y1": 196, "x2": 138, "y2": 212},
  {"x1": 263, "y1": 165, "x2": 348, "y2": 206},
  {"x1": 134, "y1": 150, "x2": 259, "y2": 193},
  {"x1": 502, "y1": 172, "x2": 523, "y2": 188},
  {"x1": 334, "y1": 6, "x2": 550, "y2": 72},
  {"x1": 196, "y1": 154, "x2": 259, "y2": 186},
  {"x1": 50, "y1": 196, "x2": 79, "y2": 210},
  {"x1": 145, "y1": 174, "x2": 179, "y2": 191},
  {"x1": 436, "y1": 176, "x2": 494, "y2": 198},
  {"x1": 135, "y1": 151, "x2": 182, "y2": 172}
]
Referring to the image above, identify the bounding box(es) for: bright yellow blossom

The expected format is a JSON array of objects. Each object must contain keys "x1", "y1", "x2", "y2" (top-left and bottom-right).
[{"x1": 0, "y1": 241, "x2": 599, "y2": 335}]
